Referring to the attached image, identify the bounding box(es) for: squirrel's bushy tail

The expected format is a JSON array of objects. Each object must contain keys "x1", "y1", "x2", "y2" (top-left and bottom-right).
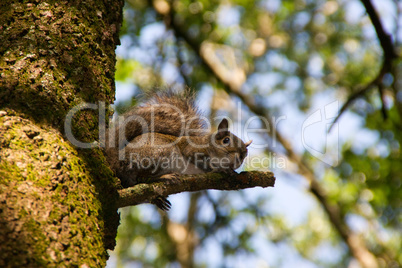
[{"x1": 107, "y1": 90, "x2": 206, "y2": 150}]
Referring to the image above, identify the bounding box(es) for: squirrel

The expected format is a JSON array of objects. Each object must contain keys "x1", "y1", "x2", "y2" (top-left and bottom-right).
[{"x1": 104, "y1": 90, "x2": 252, "y2": 210}]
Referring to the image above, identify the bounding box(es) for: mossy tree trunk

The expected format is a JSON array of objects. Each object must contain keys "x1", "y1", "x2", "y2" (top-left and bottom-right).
[{"x1": 0, "y1": 1, "x2": 124, "y2": 267}]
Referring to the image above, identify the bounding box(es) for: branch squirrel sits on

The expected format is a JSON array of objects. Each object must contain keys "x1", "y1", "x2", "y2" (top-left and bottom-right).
[{"x1": 104, "y1": 90, "x2": 252, "y2": 210}]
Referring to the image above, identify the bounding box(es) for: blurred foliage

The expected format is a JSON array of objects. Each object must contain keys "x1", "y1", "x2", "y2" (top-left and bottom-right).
[{"x1": 109, "y1": 0, "x2": 402, "y2": 267}]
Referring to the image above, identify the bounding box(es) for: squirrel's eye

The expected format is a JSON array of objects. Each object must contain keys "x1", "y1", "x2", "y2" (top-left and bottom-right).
[{"x1": 223, "y1": 137, "x2": 230, "y2": 144}]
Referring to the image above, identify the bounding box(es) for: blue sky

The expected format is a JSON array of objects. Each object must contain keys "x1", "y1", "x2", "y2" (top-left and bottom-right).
[{"x1": 107, "y1": 0, "x2": 397, "y2": 266}]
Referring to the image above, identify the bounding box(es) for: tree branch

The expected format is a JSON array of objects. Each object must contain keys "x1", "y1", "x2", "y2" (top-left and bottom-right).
[
  {"x1": 117, "y1": 171, "x2": 275, "y2": 208},
  {"x1": 151, "y1": 1, "x2": 380, "y2": 267},
  {"x1": 361, "y1": 0, "x2": 396, "y2": 60},
  {"x1": 329, "y1": 82, "x2": 376, "y2": 132},
  {"x1": 329, "y1": 0, "x2": 398, "y2": 130}
]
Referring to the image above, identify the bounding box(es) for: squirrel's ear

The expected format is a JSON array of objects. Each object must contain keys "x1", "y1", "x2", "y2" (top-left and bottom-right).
[
  {"x1": 216, "y1": 119, "x2": 229, "y2": 139},
  {"x1": 217, "y1": 118, "x2": 229, "y2": 132}
]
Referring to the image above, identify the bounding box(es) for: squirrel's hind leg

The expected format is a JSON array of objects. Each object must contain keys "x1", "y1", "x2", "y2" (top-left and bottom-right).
[{"x1": 151, "y1": 196, "x2": 172, "y2": 211}]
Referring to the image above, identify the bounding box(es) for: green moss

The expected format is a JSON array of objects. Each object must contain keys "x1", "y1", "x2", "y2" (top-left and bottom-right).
[
  {"x1": 0, "y1": 161, "x2": 25, "y2": 183},
  {"x1": 22, "y1": 219, "x2": 49, "y2": 266},
  {"x1": 0, "y1": 116, "x2": 119, "y2": 265},
  {"x1": 19, "y1": 207, "x2": 29, "y2": 217},
  {"x1": 0, "y1": 0, "x2": 124, "y2": 265}
]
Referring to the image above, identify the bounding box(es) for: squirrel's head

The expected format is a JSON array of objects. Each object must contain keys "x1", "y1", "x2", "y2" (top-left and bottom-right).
[{"x1": 210, "y1": 118, "x2": 252, "y2": 170}]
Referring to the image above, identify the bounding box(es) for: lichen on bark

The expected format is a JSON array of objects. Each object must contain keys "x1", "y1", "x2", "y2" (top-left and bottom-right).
[{"x1": 0, "y1": 0, "x2": 124, "y2": 267}]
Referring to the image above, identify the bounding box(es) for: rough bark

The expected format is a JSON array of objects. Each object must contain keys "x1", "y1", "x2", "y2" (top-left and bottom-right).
[
  {"x1": 0, "y1": 1, "x2": 123, "y2": 267},
  {"x1": 117, "y1": 171, "x2": 276, "y2": 208},
  {"x1": 0, "y1": 2, "x2": 276, "y2": 267}
]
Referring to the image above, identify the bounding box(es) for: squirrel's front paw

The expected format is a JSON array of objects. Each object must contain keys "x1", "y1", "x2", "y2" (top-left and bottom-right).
[
  {"x1": 151, "y1": 196, "x2": 172, "y2": 211},
  {"x1": 221, "y1": 169, "x2": 238, "y2": 177}
]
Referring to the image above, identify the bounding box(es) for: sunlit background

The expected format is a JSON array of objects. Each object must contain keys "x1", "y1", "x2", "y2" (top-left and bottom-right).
[{"x1": 107, "y1": 0, "x2": 401, "y2": 267}]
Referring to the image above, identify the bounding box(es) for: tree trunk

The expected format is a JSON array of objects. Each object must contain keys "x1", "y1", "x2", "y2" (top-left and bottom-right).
[{"x1": 0, "y1": 1, "x2": 124, "y2": 267}]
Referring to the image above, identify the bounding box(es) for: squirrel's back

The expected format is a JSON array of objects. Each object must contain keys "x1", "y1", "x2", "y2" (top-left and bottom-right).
[{"x1": 106, "y1": 90, "x2": 206, "y2": 150}]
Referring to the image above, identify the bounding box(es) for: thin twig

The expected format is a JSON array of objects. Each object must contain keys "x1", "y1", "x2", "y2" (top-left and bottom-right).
[
  {"x1": 360, "y1": 0, "x2": 396, "y2": 59},
  {"x1": 329, "y1": 0, "x2": 398, "y2": 131},
  {"x1": 151, "y1": 1, "x2": 380, "y2": 267},
  {"x1": 328, "y1": 83, "x2": 376, "y2": 132}
]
